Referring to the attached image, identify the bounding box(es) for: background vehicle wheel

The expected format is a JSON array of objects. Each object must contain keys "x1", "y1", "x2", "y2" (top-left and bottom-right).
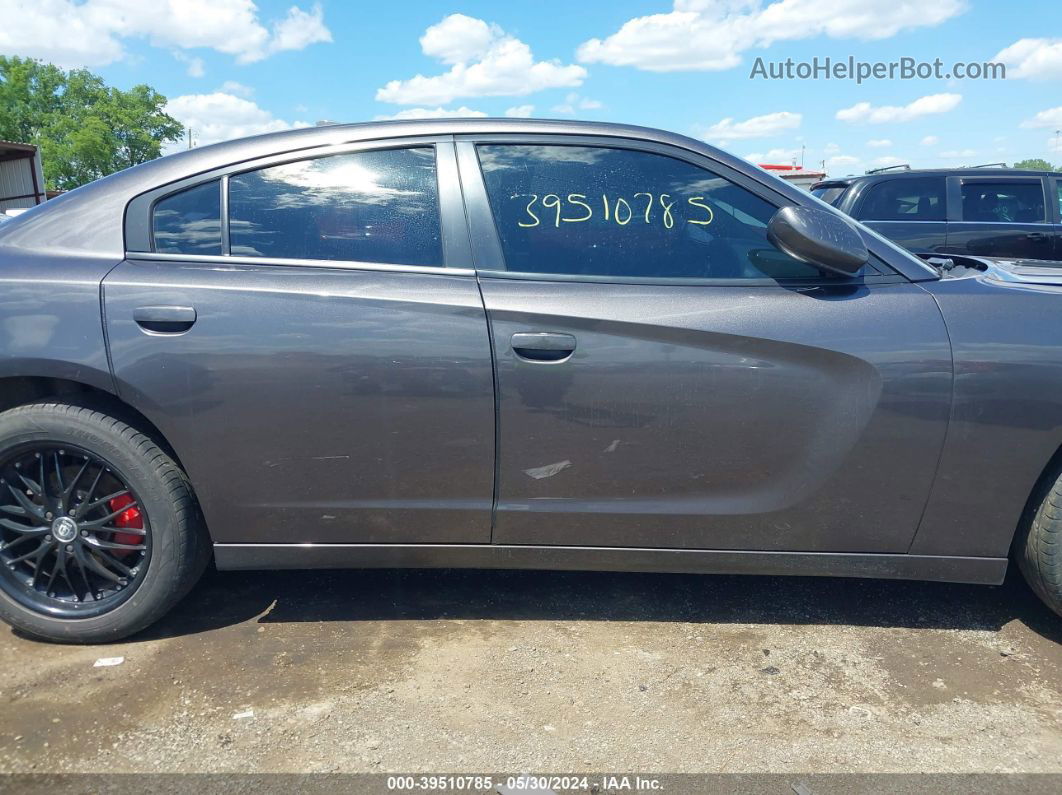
[
  {"x1": 0, "y1": 401, "x2": 209, "y2": 643},
  {"x1": 1017, "y1": 466, "x2": 1062, "y2": 618}
]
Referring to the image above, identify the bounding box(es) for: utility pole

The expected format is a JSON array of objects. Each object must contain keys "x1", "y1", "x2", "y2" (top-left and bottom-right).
[{"x1": 187, "y1": 127, "x2": 195, "y2": 149}]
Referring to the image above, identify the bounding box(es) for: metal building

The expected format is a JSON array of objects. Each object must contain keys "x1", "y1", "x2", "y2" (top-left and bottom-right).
[{"x1": 0, "y1": 141, "x2": 45, "y2": 212}]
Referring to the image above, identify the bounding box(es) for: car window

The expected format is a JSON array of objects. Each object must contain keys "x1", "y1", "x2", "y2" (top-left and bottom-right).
[
  {"x1": 152, "y1": 180, "x2": 222, "y2": 255},
  {"x1": 811, "y1": 185, "x2": 846, "y2": 206},
  {"x1": 476, "y1": 144, "x2": 823, "y2": 281},
  {"x1": 960, "y1": 180, "x2": 1046, "y2": 223},
  {"x1": 1056, "y1": 181, "x2": 1061, "y2": 218},
  {"x1": 857, "y1": 177, "x2": 946, "y2": 222},
  {"x1": 228, "y1": 147, "x2": 442, "y2": 266}
]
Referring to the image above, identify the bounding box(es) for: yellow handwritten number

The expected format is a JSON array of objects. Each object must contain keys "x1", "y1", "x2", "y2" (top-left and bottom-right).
[
  {"x1": 563, "y1": 193, "x2": 592, "y2": 223},
  {"x1": 518, "y1": 194, "x2": 540, "y2": 228},
  {"x1": 633, "y1": 192, "x2": 653, "y2": 223},
  {"x1": 614, "y1": 197, "x2": 632, "y2": 225},
  {"x1": 658, "y1": 194, "x2": 675, "y2": 229},
  {"x1": 542, "y1": 194, "x2": 562, "y2": 227},
  {"x1": 687, "y1": 197, "x2": 714, "y2": 226}
]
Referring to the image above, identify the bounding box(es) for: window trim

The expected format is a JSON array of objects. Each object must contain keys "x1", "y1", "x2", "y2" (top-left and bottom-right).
[
  {"x1": 126, "y1": 135, "x2": 471, "y2": 273},
  {"x1": 455, "y1": 134, "x2": 900, "y2": 287}
]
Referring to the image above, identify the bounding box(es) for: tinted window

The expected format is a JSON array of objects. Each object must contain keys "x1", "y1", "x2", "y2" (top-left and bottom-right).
[
  {"x1": 811, "y1": 185, "x2": 846, "y2": 206},
  {"x1": 961, "y1": 180, "x2": 1046, "y2": 223},
  {"x1": 228, "y1": 148, "x2": 441, "y2": 265},
  {"x1": 858, "y1": 177, "x2": 945, "y2": 221},
  {"x1": 477, "y1": 144, "x2": 821, "y2": 280},
  {"x1": 152, "y1": 180, "x2": 222, "y2": 254}
]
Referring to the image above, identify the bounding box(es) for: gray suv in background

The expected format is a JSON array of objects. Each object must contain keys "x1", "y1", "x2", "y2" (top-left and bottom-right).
[{"x1": 811, "y1": 168, "x2": 1062, "y2": 260}]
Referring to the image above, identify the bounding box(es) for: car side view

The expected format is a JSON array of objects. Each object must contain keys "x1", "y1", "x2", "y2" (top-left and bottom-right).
[
  {"x1": 811, "y1": 166, "x2": 1062, "y2": 260},
  {"x1": 2, "y1": 119, "x2": 1062, "y2": 644}
]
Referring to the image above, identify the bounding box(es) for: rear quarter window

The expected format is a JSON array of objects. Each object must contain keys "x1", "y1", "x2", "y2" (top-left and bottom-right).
[{"x1": 151, "y1": 180, "x2": 222, "y2": 255}]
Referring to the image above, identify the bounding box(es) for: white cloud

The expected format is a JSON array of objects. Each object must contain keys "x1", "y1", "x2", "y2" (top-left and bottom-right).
[
  {"x1": 0, "y1": 0, "x2": 332, "y2": 68},
  {"x1": 744, "y1": 147, "x2": 800, "y2": 163},
  {"x1": 372, "y1": 107, "x2": 487, "y2": 121},
  {"x1": 828, "y1": 154, "x2": 861, "y2": 169},
  {"x1": 1020, "y1": 107, "x2": 1062, "y2": 129},
  {"x1": 871, "y1": 155, "x2": 907, "y2": 167},
  {"x1": 702, "y1": 110, "x2": 801, "y2": 142},
  {"x1": 939, "y1": 148, "x2": 976, "y2": 158},
  {"x1": 866, "y1": 138, "x2": 893, "y2": 148},
  {"x1": 577, "y1": 0, "x2": 966, "y2": 72},
  {"x1": 551, "y1": 93, "x2": 604, "y2": 114},
  {"x1": 165, "y1": 92, "x2": 309, "y2": 149},
  {"x1": 836, "y1": 93, "x2": 961, "y2": 123},
  {"x1": 220, "y1": 81, "x2": 254, "y2": 97},
  {"x1": 920, "y1": 135, "x2": 939, "y2": 146},
  {"x1": 994, "y1": 38, "x2": 1062, "y2": 80},
  {"x1": 172, "y1": 51, "x2": 205, "y2": 77},
  {"x1": 823, "y1": 142, "x2": 841, "y2": 154},
  {"x1": 505, "y1": 105, "x2": 535, "y2": 118},
  {"x1": 376, "y1": 14, "x2": 585, "y2": 105}
]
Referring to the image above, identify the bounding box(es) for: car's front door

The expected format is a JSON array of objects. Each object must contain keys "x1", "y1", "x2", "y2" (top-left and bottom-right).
[
  {"x1": 458, "y1": 138, "x2": 952, "y2": 553},
  {"x1": 945, "y1": 175, "x2": 1055, "y2": 260},
  {"x1": 104, "y1": 140, "x2": 495, "y2": 545}
]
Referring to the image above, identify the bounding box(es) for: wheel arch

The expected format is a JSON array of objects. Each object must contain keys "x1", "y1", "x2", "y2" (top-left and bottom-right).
[{"x1": 0, "y1": 375, "x2": 191, "y2": 484}]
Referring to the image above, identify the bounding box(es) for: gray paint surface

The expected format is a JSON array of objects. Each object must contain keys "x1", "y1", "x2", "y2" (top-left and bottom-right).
[{"x1": 0, "y1": 119, "x2": 1059, "y2": 582}]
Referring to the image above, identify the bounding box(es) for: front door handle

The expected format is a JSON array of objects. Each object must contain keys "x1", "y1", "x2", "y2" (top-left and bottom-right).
[
  {"x1": 1026, "y1": 232, "x2": 1048, "y2": 242},
  {"x1": 511, "y1": 332, "x2": 577, "y2": 362},
  {"x1": 133, "y1": 306, "x2": 197, "y2": 334}
]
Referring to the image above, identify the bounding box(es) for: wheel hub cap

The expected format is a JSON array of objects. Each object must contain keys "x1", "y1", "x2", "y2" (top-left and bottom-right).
[{"x1": 51, "y1": 516, "x2": 78, "y2": 543}]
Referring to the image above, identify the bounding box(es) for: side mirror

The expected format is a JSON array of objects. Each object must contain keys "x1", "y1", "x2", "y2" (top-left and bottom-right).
[{"x1": 767, "y1": 206, "x2": 869, "y2": 277}]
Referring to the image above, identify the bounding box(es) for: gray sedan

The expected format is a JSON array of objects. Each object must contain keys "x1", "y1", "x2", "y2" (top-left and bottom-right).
[{"x1": 0, "y1": 119, "x2": 1060, "y2": 643}]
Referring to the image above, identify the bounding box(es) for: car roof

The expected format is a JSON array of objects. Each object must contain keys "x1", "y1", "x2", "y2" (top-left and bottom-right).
[
  {"x1": 1, "y1": 117, "x2": 806, "y2": 257},
  {"x1": 814, "y1": 167, "x2": 1054, "y2": 186}
]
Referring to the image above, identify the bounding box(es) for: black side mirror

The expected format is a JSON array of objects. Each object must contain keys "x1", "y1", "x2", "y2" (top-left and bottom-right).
[{"x1": 767, "y1": 206, "x2": 869, "y2": 277}]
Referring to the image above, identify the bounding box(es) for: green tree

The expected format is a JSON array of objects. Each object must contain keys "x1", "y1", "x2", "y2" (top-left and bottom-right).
[
  {"x1": 0, "y1": 56, "x2": 183, "y2": 191},
  {"x1": 1013, "y1": 158, "x2": 1058, "y2": 171}
]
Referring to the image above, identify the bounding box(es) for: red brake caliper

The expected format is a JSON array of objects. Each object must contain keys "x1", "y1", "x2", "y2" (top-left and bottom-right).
[{"x1": 107, "y1": 494, "x2": 143, "y2": 556}]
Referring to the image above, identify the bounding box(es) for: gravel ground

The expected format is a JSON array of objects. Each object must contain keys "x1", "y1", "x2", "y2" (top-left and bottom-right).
[{"x1": 1, "y1": 566, "x2": 1061, "y2": 775}]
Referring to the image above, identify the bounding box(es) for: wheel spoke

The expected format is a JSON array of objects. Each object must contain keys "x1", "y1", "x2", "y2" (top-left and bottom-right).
[
  {"x1": 79, "y1": 501, "x2": 138, "y2": 529},
  {"x1": 85, "y1": 537, "x2": 146, "y2": 552},
  {"x1": 62, "y1": 457, "x2": 91, "y2": 502},
  {"x1": 95, "y1": 524, "x2": 146, "y2": 537},
  {"x1": 70, "y1": 546, "x2": 96, "y2": 599},
  {"x1": 93, "y1": 549, "x2": 134, "y2": 577},
  {"x1": 52, "y1": 451, "x2": 65, "y2": 495},
  {"x1": 8, "y1": 539, "x2": 49, "y2": 567},
  {"x1": 79, "y1": 488, "x2": 130, "y2": 517},
  {"x1": 6, "y1": 484, "x2": 44, "y2": 521},
  {"x1": 78, "y1": 550, "x2": 123, "y2": 583},
  {"x1": 0, "y1": 518, "x2": 46, "y2": 535},
  {"x1": 16, "y1": 471, "x2": 42, "y2": 497}
]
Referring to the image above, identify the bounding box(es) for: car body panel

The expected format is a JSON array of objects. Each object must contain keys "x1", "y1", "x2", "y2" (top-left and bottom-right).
[
  {"x1": 102, "y1": 257, "x2": 495, "y2": 544},
  {"x1": 478, "y1": 277, "x2": 952, "y2": 552},
  {"x1": 912, "y1": 259, "x2": 1062, "y2": 557}
]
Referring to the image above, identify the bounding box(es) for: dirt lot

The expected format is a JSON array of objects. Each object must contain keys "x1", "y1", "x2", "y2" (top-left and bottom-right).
[{"x1": 1, "y1": 566, "x2": 1061, "y2": 775}]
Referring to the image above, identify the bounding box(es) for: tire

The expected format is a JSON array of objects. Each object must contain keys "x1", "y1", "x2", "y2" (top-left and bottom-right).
[
  {"x1": 1017, "y1": 466, "x2": 1062, "y2": 617},
  {"x1": 0, "y1": 400, "x2": 209, "y2": 643}
]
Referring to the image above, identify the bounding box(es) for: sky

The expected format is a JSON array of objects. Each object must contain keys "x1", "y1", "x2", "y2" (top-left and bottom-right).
[{"x1": 1, "y1": 0, "x2": 1061, "y2": 177}]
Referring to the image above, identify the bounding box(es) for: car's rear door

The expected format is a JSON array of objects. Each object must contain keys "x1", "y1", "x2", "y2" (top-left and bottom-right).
[
  {"x1": 945, "y1": 175, "x2": 1055, "y2": 260},
  {"x1": 104, "y1": 138, "x2": 495, "y2": 545},
  {"x1": 458, "y1": 136, "x2": 952, "y2": 553}
]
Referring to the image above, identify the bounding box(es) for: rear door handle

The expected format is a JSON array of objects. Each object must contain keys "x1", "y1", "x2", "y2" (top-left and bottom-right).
[
  {"x1": 133, "y1": 306, "x2": 197, "y2": 334},
  {"x1": 1026, "y1": 232, "x2": 1048, "y2": 241},
  {"x1": 511, "y1": 332, "x2": 577, "y2": 362}
]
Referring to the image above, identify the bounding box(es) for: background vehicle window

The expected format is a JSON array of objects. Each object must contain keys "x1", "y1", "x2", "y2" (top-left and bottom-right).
[
  {"x1": 857, "y1": 177, "x2": 945, "y2": 221},
  {"x1": 477, "y1": 144, "x2": 822, "y2": 280},
  {"x1": 228, "y1": 147, "x2": 441, "y2": 266},
  {"x1": 811, "y1": 185, "x2": 846, "y2": 206},
  {"x1": 960, "y1": 180, "x2": 1046, "y2": 223},
  {"x1": 152, "y1": 180, "x2": 221, "y2": 255}
]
